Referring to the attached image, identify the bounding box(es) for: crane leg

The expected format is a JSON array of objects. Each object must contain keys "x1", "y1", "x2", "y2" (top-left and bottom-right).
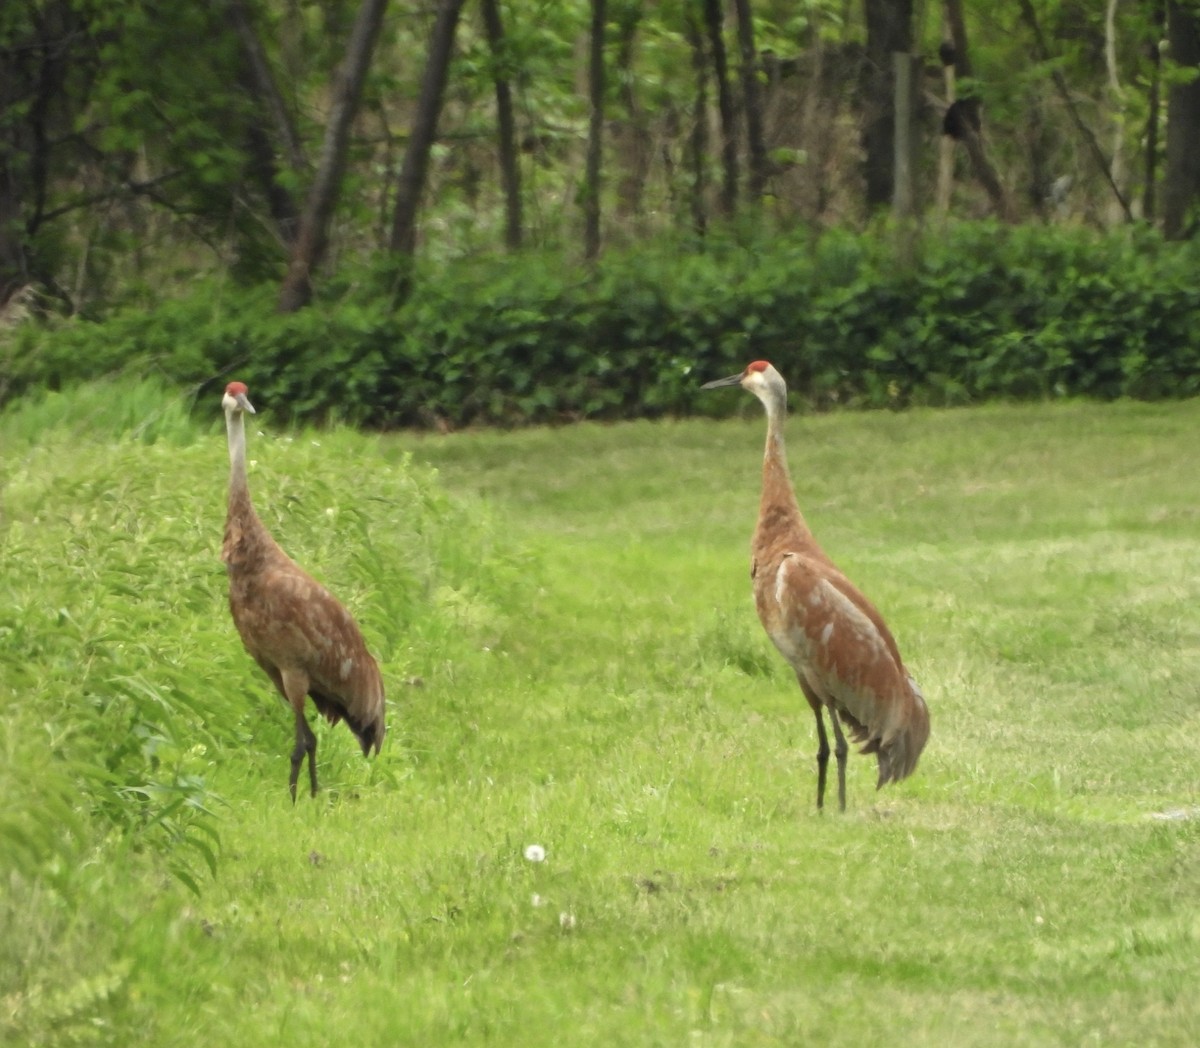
[
  {"x1": 813, "y1": 708, "x2": 831, "y2": 810},
  {"x1": 799, "y1": 677, "x2": 831, "y2": 810},
  {"x1": 282, "y1": 670, "x2": 317, "y2": 801},
  {"x1": 827, "y1": 707, "x2": 849, "y2": 813},
  {"x1": 289, "y1": 714, "x2": 317, "y2": 801}
]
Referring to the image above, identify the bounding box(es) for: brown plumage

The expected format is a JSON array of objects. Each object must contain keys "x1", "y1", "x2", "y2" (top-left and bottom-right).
[
  {"x1": 220, "y1": 381, "x2": 385, "y2": 800},
  {"x1": 702, "y1": 361, "x2": 929, "y2": 811}
]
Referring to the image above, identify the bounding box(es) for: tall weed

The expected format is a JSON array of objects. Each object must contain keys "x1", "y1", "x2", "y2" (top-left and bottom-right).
[
  {"x1": 0, "y1": 375, "x2": 201, "y2": 448},
  {"x1": 0, "y1": 378, "x2": 531, "y2": 1040},
  {"x1": 0, "y1": 381, "x2": 527, "y2": 889}
]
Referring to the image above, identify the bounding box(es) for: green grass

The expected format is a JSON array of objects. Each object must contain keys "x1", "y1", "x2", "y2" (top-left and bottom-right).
[{"x1": 3, "y1": 384, "x2": 1199, "y2": 1046}]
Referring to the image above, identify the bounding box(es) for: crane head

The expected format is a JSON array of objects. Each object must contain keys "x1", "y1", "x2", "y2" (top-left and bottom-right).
[
  {"x1": 222, "y1": 381, "x2": 256, "y2": 416},
  {"x1": 701, "y1": 360, "x2": 783, "y2": 396}
]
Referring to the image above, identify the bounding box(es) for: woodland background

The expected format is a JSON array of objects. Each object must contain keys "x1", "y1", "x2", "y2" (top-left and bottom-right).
[{"x1": 3, "y1": 0, "x2": 1200, "y2": 419}]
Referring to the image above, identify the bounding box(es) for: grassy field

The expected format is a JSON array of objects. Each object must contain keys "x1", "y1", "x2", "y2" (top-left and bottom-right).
[{"x1": 2, "y1": 384, "x2": 1199, "y2": 1046}]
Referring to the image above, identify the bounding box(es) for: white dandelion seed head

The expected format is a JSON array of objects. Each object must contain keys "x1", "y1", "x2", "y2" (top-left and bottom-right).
[{"x1": 523, "y1": 844, "x2": 546, "y2": 863}]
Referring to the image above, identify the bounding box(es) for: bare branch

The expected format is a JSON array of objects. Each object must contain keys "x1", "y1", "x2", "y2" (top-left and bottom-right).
[{"x1": 1016, "y1": 0, "x2": 1134, "y2": 222}]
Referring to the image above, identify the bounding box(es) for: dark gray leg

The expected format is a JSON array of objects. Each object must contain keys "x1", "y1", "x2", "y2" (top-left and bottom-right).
[
  {"x1": 828, "y1": 707, "x2": 849, "y2": 812},
  {"x1": 813, "y1": 708, "x2": 831, "y2": 810},
  {"x1": 281, "y1": 670, "x2": 317, "y2": 802},
  {"x1": 290, "y1": 713, "x2": 317, "y2": 802},
  {"x1": 798, "y1": 675, "x2": 830, "y2": 810}
]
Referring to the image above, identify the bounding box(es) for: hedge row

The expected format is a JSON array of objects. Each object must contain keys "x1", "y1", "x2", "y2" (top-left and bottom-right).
[{"x1": 6, "y1": 222, "x2": 1200, "y2": 427}]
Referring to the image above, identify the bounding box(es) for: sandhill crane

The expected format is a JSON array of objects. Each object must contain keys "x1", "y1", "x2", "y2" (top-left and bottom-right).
[
  {"x1": 221, "y1": 381, "x2": 385, "y2": 800},
  {"x1": 702, "y1": 361, "x2": 929, "y2": 811}
]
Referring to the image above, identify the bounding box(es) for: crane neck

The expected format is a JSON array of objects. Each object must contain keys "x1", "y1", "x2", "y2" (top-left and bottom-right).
[
  {"x1": 225, "y1": 409, "x2": 254, "y2": 515},
  {"x1": 756, "y1": 388, "x2": 809, "y2": 542},
  {"x1": 222, "y1": 407, "x2": 277, "y2": 571}
]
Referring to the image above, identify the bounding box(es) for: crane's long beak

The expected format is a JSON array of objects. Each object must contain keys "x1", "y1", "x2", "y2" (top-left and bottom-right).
[
  {"x1": 701, "y1": 372, "x2": 745, "y2": 390},
  {"x1": 236, "y1": 393, "x2": 256, "y2": 414}
]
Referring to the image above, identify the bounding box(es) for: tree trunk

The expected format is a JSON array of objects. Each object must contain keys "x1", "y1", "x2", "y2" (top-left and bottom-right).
[
  {"x1": 388, "y1": 0, "x2": 466, "y2": 257},
  {"x1": 1163, "y1": 0, "x2": 1200, "y2": 238},
  {"x1": 732, "y1": 0, "x2": 768, "y2": 203},
  {"x1": 278, "y1": 0, "x2": 389, "y2": 313},
  {"x1": 0, "y1": 64, "x2": 33, "y2": 305},
  {"x1": 682, "y1": 5, "x2": 709, "y2": 237},
  {"x1": 227, "y1": 0, "x2": 307, "y2": 177},
  {"x1": 582, "y1": 0, "x2": 606, "y2": 261},
  {"x1": 940, "y1": 0, "x2": 1014, "y2": 221},
  {"x1": 242, "y1": 120, "x2": 301, "y2": 248},
  {"x1": 481, "y1": 0, "x2": 522, "y2": 250},
  {"x1": 1143, "y1": 4, "x2": 1165, "y2": 222},
  {"x1": 934, "y1": 27, "x2": 956, "y2": 214},
  {"x1": 612, "y1": 6, "x2": 653, "y2": 221},
  {"x1": 892, "y1": 51, "x2": 916, "y2": 219},
  {"x1": 1103, "y1": 0, "x2": 1127, "y2": 225},
  {"x1": 942, "y1": 0, "x2": 975, "y2": 110},
  {"x1": 0, "y1": 1, "x2": 77, "y2": 305},
  {"x1": 228, "y1": 0, "x2": 305, "y2": 246},
  {"x1": 862, "y1": 0, "x2": 912, "y2": 209},
  {"x1": 0, "y1": 181, "x2": 28, "y2": 310},
  {"x1": 702, "y1": 0, "x2": 738, "y2": 216}
]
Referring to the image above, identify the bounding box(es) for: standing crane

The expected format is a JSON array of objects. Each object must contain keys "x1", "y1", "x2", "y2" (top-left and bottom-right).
[
  {"x1": 702, "y1": 361, "x2": 929, "y2": 811},
  {"x1": 221, "y1": 381, "x2": 385, "y2": 800}
]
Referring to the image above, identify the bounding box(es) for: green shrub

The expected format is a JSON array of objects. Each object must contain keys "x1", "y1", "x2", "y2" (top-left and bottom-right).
[{"x1": 5, "y1": 223, "x2": 1200, "y2": 428}]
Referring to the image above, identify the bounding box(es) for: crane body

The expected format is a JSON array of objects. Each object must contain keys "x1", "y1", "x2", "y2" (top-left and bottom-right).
[
  {"x1": 703, "y1": 361, "x2": 929, "y2": 810},
  {"x1": 221, "y1": 382, "x2": 385, "y2": 800}
]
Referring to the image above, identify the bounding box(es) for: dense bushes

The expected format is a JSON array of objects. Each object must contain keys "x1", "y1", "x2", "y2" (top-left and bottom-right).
[{"x1": 6, "y1": 223, "x2": 1200, "y2": 427}]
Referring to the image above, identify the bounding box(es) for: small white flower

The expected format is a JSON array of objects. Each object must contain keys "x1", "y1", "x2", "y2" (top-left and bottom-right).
[
  {"x1": 559, "y1": 911, "x2": 576, "y2": 931},
  {"x1": 523, "y1": 844, "x2": 546, "y2": 863},
  {"x1": 531, "y1": 893, "x2": 545, "y2": 908}
]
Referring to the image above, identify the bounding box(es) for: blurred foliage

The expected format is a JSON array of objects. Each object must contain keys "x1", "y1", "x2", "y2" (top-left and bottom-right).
[
  {"x1": 5, "y1": 223, "x2": 1200, "y2": 429},
  {"x1": 0, "y1": 0, "x2": 1180, "y2": 312}
]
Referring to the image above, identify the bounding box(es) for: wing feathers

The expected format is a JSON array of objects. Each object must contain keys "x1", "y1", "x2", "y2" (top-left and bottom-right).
[
  {"x1": 757, "y1": 553, "x2": 929, "y2": 786},
  {"x1": 228, "y1": 554, "x2": 386, "y2": 751}
]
